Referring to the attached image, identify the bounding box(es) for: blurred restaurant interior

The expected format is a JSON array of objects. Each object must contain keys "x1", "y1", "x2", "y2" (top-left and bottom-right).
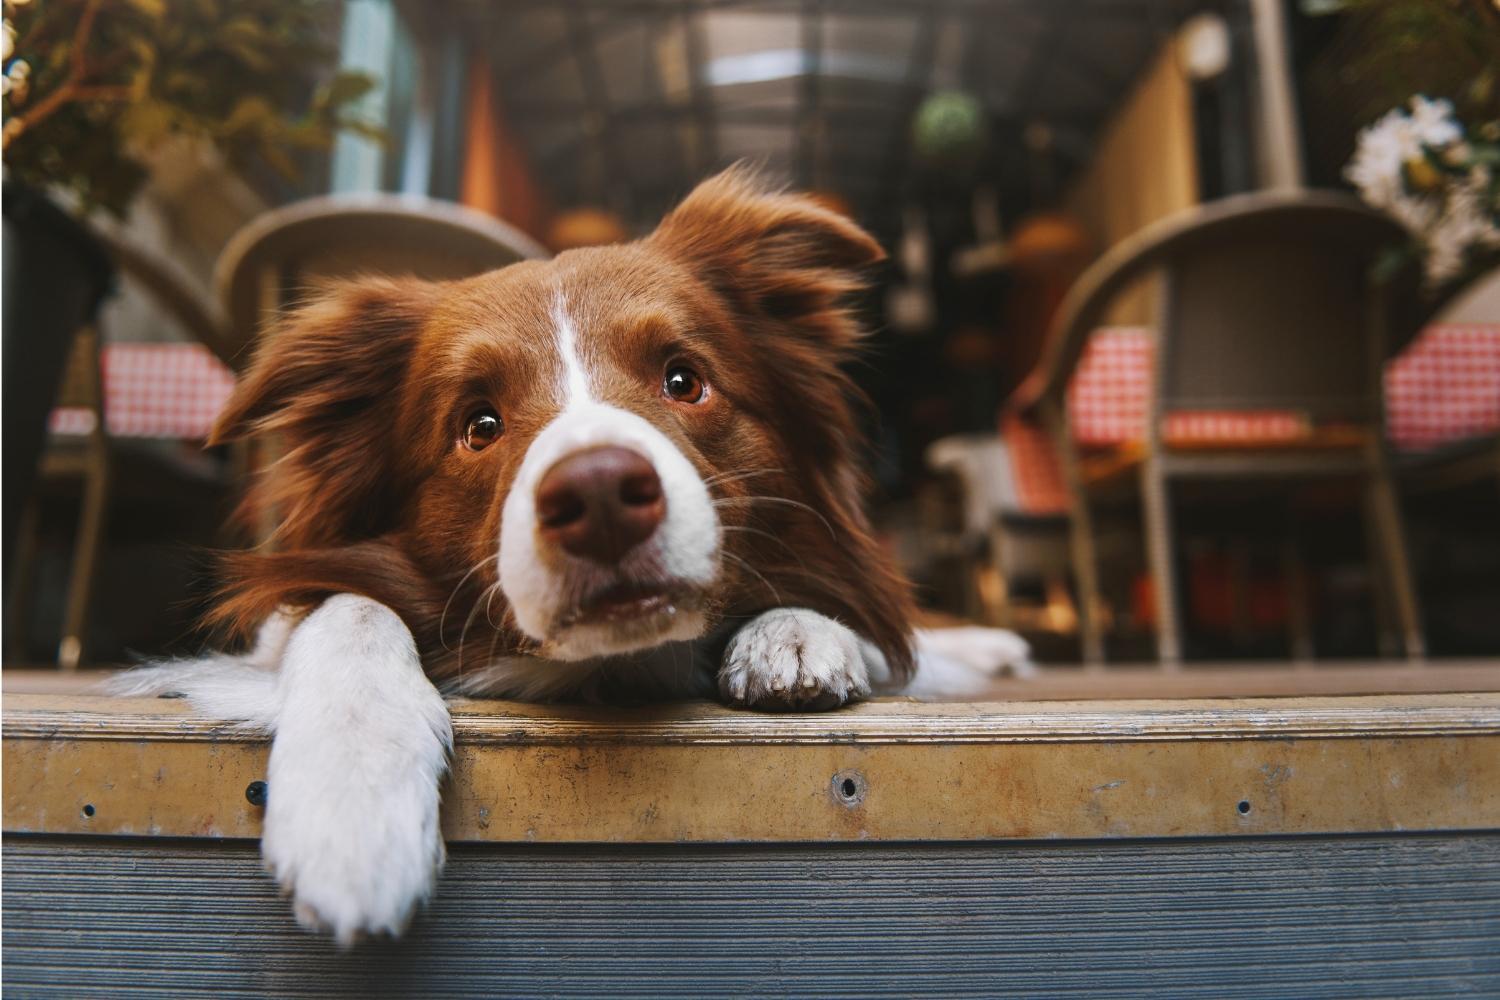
[{"x1": 2, "y1": 0, "x2": 1497, "y2": 672}]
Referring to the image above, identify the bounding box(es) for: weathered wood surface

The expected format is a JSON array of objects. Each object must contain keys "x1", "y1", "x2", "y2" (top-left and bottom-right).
[
  {"x1": 4, "y1": 834, "x2": 1498, "y2": 998},
  {"x1": 8, "y1": 660, "x2": 1500, "y2": 699},
  {"x1": 4, "y1": 693, "x2": 1498, "y2": 841}
]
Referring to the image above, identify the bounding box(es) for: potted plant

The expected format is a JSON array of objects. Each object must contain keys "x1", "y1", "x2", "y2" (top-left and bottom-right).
[
  {"x1": 1318, "y1": 0, "x2": 1500, "y2": 301},
  {"x1": 1, "y1": 0, "x2": 377, "y2": 580}
]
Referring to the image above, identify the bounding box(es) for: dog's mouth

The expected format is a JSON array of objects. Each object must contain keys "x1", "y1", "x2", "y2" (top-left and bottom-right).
[{"x1": 555, "y1": 580, "x2": 697, "y2": 629}]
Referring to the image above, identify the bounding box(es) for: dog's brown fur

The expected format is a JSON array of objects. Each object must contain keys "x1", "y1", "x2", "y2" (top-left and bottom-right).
[{"x1": 207, "y1": 167, "x2": 916, "y2": 685}]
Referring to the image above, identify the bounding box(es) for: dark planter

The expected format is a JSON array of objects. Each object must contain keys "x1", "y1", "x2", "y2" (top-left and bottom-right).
[{"x1": 2, "y1": 183, "x2": 115, "y2": 594}]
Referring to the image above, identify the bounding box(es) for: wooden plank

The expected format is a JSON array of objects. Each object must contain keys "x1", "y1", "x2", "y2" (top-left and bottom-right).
[
  {"x1": 5, "y1": 835, "x2": 1499, "y2": 997},
  {"x1": 969, "y1": 661, "x2": 1500, "y2": 700},
  {"x1": 4, "y1": 693, "x2": 1497, "y2": 842},
  {"x1": 9, "y1": 660, "x2": 1499, "y2": 699}
]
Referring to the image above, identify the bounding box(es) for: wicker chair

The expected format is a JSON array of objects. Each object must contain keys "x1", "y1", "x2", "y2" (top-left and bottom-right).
[
  {"x1": 1006, "y1": 191, "x2": 1425, "y2": 666},
  {"x1": 5, "y1": 229, "x2": 232, "y2": 668}
]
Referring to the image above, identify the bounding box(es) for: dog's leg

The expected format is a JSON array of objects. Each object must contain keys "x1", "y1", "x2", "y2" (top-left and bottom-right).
[
  {"x1": 718, "y1": 607, "x2": 880, "y2": 710},
  {"x1": 264, "y1": 594, "x2": 452, "y2": 946}
]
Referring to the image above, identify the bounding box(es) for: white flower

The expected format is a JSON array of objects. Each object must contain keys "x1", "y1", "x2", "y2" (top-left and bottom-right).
[
  {"x1": 2, "y1": 54, "x2": 24, "y2": 99},
  {"x1": 1422, "y1": 175, "x2": 1500, "y2": 285},
  {"x1": 1407, "y1": 96, "x2": 1462, "y2": 148},
  {"x1": 1346, "y1": 108, "x2": 1423, "y2": 208}
]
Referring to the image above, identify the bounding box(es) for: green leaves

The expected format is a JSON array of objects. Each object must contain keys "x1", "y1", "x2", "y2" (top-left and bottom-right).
[
  {"x1": 1325, "y1": 0, "x2": 1500, "y2": 125},
  {"x1": 2, "y1": 0, "x2": 382, "y2": 216},
  {"x1": 314, "y1": 71, "x2": 375, "y2": 112}
]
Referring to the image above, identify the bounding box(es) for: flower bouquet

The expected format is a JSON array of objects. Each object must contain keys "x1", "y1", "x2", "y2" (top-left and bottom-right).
[{"x1": 1346, "y1": 96, "x2": 1500, "y2": 289}]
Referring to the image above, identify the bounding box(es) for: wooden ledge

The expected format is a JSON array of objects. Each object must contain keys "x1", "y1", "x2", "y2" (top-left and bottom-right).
[
  {"x1": 4, "y1": 693, "x2": 1498, "y2": 843},
  {"x1": 3, "y1": 691, "x2": 1499, "y2": 744}
]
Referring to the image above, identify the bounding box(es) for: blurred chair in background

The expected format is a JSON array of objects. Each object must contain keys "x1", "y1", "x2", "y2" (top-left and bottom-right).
[
  {"x1": 6, "y1": 230, "x2": 232, "y2": 669},
  {"x1": 1005, "y1": 191, "x2": 1424, "y2": 666},
  {"x1": 9, "y1": 195, "x2": 546, "y2": 668},
  {"x1": 924, "y1": 433, "x2": 1074, "y2": 637}
]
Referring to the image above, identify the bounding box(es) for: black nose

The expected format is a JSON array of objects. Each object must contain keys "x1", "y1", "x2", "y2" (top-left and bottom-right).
[{"x1": 535, "y1": 447, "x2": 665, "y2": 564}]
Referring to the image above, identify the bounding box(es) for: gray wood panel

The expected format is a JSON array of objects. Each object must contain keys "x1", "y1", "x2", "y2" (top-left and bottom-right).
[{"x1": 5, "y1": 834, "x2": 1499, "y2": 998}]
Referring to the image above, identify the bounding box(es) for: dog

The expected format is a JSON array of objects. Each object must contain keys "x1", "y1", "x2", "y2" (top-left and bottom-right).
[{"x1": 114, "y1": 167, "x2": 1030, "y2": 945}]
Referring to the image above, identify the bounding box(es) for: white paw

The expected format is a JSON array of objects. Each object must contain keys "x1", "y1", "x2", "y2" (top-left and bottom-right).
[
  {"x1": 719, "y1": 608, "x2": 872, "y2": 711},
  {"x1": 261, "y1": 737, "x2": 446, "y2": 947},
  {"x1": 259, "y1": 594, "x2": 453, "y2": 946}
]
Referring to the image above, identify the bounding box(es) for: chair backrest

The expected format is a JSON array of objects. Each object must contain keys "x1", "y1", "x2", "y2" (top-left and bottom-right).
[
  {"x1": 213, "y1": 194, "x2": 549, "y2": 370},
  {"x1": 1148, "y1": 196, "x2": 1412, "y2": 425},
  {"x1": 1019, "y1": 191, "x2": 1423, "y2": 435}
]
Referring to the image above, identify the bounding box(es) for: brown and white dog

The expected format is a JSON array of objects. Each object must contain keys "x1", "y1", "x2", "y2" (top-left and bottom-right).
[{"x1": 116, "y1": 167, "x2": 1028, "y2": 944}]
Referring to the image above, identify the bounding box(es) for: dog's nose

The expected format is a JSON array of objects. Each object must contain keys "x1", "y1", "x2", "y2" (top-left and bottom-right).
[{"x1": 535, "y1": 446, "x2": 665, "y2": 563}]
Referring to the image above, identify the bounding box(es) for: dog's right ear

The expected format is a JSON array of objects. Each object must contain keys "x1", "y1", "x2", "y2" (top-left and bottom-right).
[{"x1": 211, "y1": 276, "x2": 436, "y2": 548}]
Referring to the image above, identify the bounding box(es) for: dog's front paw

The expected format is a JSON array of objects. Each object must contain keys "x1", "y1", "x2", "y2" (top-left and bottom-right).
[
  {"x1": 719, "y1": 608, "x2": 871, "y2": 711},
  {"x1": 261, "y1": 745, "x2": 445, "y2": 947}
]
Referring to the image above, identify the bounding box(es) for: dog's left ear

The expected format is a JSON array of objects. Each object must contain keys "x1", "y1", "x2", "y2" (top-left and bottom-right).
[{"x1": 649, "y1": 165, "x2": 885, "y2": 346}]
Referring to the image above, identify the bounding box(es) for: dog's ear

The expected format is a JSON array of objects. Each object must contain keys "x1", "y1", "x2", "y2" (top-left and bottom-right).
[
  {"x1": 211, "y1": 276, "x2": 436, "y2": 548},
  {"x1": 649, "y1": 164, "x2": 885, "y2": 347}
]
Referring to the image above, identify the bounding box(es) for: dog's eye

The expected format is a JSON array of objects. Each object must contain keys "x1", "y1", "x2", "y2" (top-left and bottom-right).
[
  {"x1": 462, "y1": 408, "x2": 504, "y2": 451},
  {"x1": 663, "y1": 366, "x2": 707, "y2": 404}
]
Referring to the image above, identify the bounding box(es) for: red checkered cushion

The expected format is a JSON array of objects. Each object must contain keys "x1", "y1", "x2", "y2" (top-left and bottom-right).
[
  {"x1": 1385, "y1": 324, "x2": 1500, "y2": 451},
  {"x1": 999, "y1": 414, "x2": 1070, "y2": 515},
  {"x1": 49, "y1": 343, "x2": 235, "y2": 440},
  {"x1": 1000, "y1": 324, "x2": 1500, "y2": 514},
  {"x1": 1066, "y1": 327, "x2": 1151, "y2": 446}
]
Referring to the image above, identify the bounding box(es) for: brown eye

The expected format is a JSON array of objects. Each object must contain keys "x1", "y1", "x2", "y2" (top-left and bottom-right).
[
  {"x1": 663, "y1": 366, "x2": 707, "y2": 404},
  {"x1": 462, "y1": 408, "x2": 503, "y2": 451}
]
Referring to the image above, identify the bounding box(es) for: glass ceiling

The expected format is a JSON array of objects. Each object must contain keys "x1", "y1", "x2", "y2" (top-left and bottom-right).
[{"x1": 430, "y1": 0, "x2": 1223, "y2": 238}]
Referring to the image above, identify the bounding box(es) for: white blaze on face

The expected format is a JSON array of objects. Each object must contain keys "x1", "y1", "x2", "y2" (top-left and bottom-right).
[
  {"x1": 551, "y1": 294, "x2": 591, "y2": 405},
  {"x1": 497, "y1": 294, "x2": 720, "y2": 660}
]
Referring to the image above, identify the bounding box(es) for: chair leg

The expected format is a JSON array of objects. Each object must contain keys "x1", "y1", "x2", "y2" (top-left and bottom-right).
[
  {"x1": 981, "y1": 527, "x2": 1014, "y2": 629},
  {"x1": 1364, "y1": 470, "x2": 1425, "y2": 661},
  {"x1": 1066, "y1": 496, "x2": 1106, "y2": 666},
  {"x1": 1043, "y1": 401, "x2": 1105, "y2": 665},
  {"x1": 1281, "y1": 538, "x2": 1315, "y2": 662},
  {"x1": 58, "y1": 456, "x2": 109, "y2": 671},
  {"x1": 1141, "y1": 461, "x2": 1183, "y2": 668}
]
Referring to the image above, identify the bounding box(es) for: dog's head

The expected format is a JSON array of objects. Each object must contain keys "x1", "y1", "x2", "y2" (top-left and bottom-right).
[{"x1": 211, "y1": 167, "x2": 913, "y2": 677}]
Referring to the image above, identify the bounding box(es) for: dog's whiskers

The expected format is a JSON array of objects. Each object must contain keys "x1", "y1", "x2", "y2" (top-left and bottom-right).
[
  {"x1": 722, "y1": 550, "x2": 781, "y2": 605},
  {"x1": 703, "y1": 467, "x2": 782, "y2": 490},
  {"x1": 711, "y1": 495, "x2": 838, "y2": 541},
  {"x1": 439, "y1": 554, "x2": 500, "y2": 652},
  {"x1": 720, "y1": 524, "x2": 815, "y2": 577},
  {"x1": 455, "y1": 581, "x2": 502, "y2": 672}
]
